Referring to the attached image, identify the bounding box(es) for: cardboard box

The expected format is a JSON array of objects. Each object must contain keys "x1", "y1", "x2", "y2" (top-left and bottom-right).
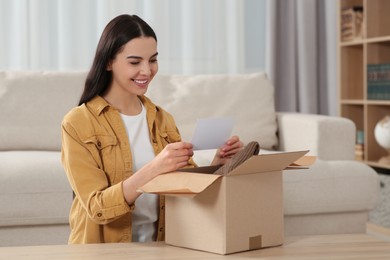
[{"x1": 140, "y1": 150, "x2": 313, "y2": 254}]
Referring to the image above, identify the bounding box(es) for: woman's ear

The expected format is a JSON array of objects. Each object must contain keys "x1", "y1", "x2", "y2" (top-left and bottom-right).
[{"x1": 106, "y1": 61, "x2": 112, "y2": 71}]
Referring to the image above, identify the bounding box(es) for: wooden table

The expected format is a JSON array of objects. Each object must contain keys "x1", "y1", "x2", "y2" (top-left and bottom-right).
[{"x1": 1, "y1": 234, "x2": 390, "y2": 259}]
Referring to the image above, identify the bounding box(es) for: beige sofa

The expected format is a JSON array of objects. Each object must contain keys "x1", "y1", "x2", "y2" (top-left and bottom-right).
[{"x1": 0, "y1": 71, "x2": 380, "y2": 246}]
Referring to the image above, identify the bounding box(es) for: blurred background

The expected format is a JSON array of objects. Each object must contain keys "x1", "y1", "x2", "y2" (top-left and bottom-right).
[{"x1": 0, "y1": 0, "x2": 337, "y2": 115}]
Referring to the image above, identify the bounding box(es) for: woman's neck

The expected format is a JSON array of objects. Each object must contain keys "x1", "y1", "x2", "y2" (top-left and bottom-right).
[{"x1": 102, "y1": 92, "x2": 142, "y2": 116}]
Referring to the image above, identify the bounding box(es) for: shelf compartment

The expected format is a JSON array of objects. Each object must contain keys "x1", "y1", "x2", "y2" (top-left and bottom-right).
[
  {"x1": 366, "y1": 105, "x2": 390, "y2": 163},
  {"x1": 366, "y1": 0, "x2": 390, "y2": 38},
  {"x1": 341, "y1": 104, "x2": 364, "y2": 131},
  {"x1": 340, "y1": 45, "x2": 364, "y2": 100},
  {"x1": 366, "y1": 41, "x2": 390, "y2": 64},
  {"x1": 366, "y1": 42, "x2": 390, "y2": 101}
]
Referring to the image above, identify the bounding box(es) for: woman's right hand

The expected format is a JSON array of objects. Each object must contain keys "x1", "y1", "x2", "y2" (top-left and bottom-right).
[
  {"x1": 149, "y1": 141, "x2": 194, "y2": 177},
  {"x1": 122, "y1": 141, "x2": 193, "y2": 205}
]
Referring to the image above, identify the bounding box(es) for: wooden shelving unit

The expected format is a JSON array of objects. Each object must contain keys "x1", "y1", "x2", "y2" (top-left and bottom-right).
[{"x1": 338, "y1": 0, "x2": 390, "y2": 170}]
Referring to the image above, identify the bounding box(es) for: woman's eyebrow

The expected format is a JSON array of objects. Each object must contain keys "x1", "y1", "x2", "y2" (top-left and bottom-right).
[
  {"x1": 126, "y1": 55, "x2": 142, "y2": 59},
  {"x1": 126, "y1": 52, "x2": 158, "y2": 59}
]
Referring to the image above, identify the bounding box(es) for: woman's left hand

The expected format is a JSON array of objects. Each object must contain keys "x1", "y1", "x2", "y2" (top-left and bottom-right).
[{"x1": 211, "y1": 135, "x2": 243, "y2": 166}]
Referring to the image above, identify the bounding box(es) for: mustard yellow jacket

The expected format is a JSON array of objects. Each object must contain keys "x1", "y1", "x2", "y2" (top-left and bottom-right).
[{"x1": 61, "y1": 95, "x2": 195, "y2": 244}]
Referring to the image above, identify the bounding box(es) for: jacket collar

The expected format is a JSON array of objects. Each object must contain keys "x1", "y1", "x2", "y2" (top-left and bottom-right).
[
  {"x1": 87, "y1": 96, "x2": 111, "y2": 116},
  {"x1": 87, "y1": 95, "x2": 159, "y2": 117}
]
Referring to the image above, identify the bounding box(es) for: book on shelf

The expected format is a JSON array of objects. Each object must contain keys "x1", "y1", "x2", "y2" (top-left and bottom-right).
[
  {"x1": 367, "y1": 63, "x2": 390, "y2": 100},
  {"x1": 355, "y1": 130, "x2": 364, "y2": 161},
  {"x1": 341, "y1": 6, "x2": 364, "y2": 41},
  {"x1": 355, "y1": 144, "x2": 364, "y2": 161}
]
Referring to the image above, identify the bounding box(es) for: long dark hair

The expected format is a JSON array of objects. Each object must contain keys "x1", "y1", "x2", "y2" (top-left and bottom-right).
[{"x1": 79, "y1": 14, "x2": 157, "y2": 105}]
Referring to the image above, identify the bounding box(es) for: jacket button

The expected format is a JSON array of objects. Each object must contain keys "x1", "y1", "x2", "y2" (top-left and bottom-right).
[
  {"x1": 153, "y1": 139, "x2": 157, "y2": 143},
  {"x1": 97, "y1": 213, "x2": 102, "y2": 217},
  {"x1": 97, "y1": 141, "x2": 102, "y2": 147}
]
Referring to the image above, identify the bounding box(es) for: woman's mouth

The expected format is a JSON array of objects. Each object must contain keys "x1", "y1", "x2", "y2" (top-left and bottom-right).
[{"x1": 133, "y1": 79, "x2": 148, "y2": 88}]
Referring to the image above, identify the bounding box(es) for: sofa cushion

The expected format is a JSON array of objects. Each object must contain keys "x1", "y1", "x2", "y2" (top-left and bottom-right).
[
  {"x1": 0, "y1": 71, "x2": 86, "y2": 151},
  {"x1": 0, "y1": 71, "x2": 278, "y2": 151},
  {"x1": 283, "y1": 160, "x2": 379, "y2": 215},
  {"x1": 147, "y1": 72, "x2": 278, "y2": 150},
  {"x1": 0, "y1": 151, "x2": 72, "y2": 226}
]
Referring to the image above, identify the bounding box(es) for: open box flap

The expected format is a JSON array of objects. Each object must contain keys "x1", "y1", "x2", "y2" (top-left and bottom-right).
[
  {"x1": 138, "y1": 171, "x2": 221, "y2": 195},
  {"x1": 288, "y1": 155, "x2": 316, "y2": 167},
  {"x1": 227, "y1": 150, "x2": 309, "y2": 176},
  {"x1": 139, "y1": 150, "x2": 311, "y2": 195}
]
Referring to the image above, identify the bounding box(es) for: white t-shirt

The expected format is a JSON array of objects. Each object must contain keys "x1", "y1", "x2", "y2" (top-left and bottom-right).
[{"x1": 120, "y1": 103, "x2": 159, "y2": 242}]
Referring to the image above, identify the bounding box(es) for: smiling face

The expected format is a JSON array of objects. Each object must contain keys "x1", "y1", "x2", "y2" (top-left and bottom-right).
[{"x1": 106, "y1": 36, "x2": 158, "y2": 99}]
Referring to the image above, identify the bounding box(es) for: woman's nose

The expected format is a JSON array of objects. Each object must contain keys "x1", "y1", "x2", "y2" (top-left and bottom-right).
[{"x1": 140, "y1": 63, "x2": 151, "y2": 76}]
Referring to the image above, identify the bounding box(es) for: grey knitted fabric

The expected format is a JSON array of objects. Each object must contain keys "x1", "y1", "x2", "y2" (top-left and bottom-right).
[{"x1": 213, "y1": 141, "x2": 260, "y2": 176}]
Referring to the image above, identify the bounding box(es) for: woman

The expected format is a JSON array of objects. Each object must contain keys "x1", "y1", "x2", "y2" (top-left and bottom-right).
[{"x1": 61, "y1": 14, "x2": 242, "y2": 244}]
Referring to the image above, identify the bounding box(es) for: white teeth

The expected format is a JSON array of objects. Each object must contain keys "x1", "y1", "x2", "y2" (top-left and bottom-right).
[{"x1": 134, "y1": 79, "x2": 147, "y2": 84}]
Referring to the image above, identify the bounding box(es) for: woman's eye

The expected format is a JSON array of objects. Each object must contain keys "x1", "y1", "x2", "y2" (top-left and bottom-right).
[
  {"x1": 150, "y1": 59, "x2": 158, "y2": 63},
  {"x1": 130, "y1": 62, "x2": 140, "y2": 65}
]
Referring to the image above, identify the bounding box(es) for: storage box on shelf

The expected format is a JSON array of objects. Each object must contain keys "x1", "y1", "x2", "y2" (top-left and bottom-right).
[
  {"x1": 341, "y1": 6, "x2": 364, "y2": 42},
  {"x1": 338, "y1": 0, "x2": 390, "y2": 170}
]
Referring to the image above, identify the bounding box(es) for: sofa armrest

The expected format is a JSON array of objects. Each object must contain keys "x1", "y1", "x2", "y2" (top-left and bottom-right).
[{"x1": 276, "y1": 112, "x2": 356, "y2": 160}]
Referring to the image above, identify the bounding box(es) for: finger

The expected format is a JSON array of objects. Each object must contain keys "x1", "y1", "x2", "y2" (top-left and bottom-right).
[
  {"x1": 171, "y1": 154, "x2": 192, "y2": 168},
  {"x1": 221, "y1": 141, "x2": 242, "y2": 153},
  {"x1": 168, "y1": 141, "x2": 193, "y2": 150},
  {"x1": 176, "y1": 160, "x2": 191, "y2": 169},
  {"x1": 226, "y1": 135, "x2": 240, "y2": 145},
  {"x1": 219, "y1": 147, "x2": 241, "y2": 157},
  {"x1": 222, "y1": 147, "x2": 242, "y2": 157},
  {"x1": 174, "y1": 148, "x2": 194, "y2": 157}
]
